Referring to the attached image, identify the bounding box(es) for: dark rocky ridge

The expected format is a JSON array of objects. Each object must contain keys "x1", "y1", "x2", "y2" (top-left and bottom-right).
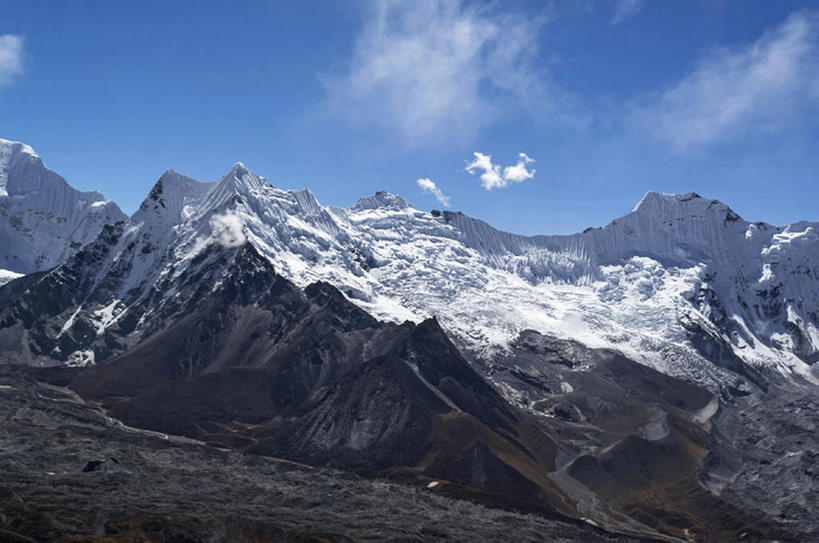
[{"x1": 60, "y1": 242, "x2": 582, "y2": 527}]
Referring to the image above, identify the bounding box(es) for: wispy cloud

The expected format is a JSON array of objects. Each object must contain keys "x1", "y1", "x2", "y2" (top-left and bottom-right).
[
  {"x1": 0, "y1": 35, "x2": 23, "y2": 87},
  {"x1": 417, "y1": 178, "x2": 451, "y2": 207},
  {"x1": 209, "y1": 211, "x2": 247, "y2": 248},
  {"x1": 610, "y1": 0, "x2": 644, "y2": 25},
  {"x1": 633, "y1": 11, "x2": 819, "y2": 153},
  {"x1": 465, "y1": 152, "x2": 535, "y2": 190},
  {"x1": 322, "y1": 0, "x2": 554, "y2": 147}
]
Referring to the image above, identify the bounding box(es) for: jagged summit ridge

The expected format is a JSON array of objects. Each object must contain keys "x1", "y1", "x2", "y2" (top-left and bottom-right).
[{"x1": 1, "y1": 147, "x2": 817, "y2": 397}]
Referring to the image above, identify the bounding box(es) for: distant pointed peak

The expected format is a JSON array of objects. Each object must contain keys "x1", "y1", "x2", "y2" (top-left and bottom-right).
[
  {"x1": 219, "y1": 162, "x2": 265, "y2": 186},
  {"x1": 139, "y1": 169, "x2": 208, "y2": 213},
  {"x1": 159, "y1": 168, "x2": 183, "y2": 180},
  {"x1": 352, "y1": 191, "x2": 411, "y2": 211},
  {"x1": 154, "y1": 168, "x2": 202, "y2": 190},
  {"x1": 631, "y1": 191, "x2": 743, "y2": 223},
  {"x1": 209, "y1": 162, "x2": 272, "y2": 208},
  {"x1": 633, "y1": 191, "x2": 704, "y2": 212},
  {"x1": 230, "y1": 161, "x2": 249, "y2": 176}
]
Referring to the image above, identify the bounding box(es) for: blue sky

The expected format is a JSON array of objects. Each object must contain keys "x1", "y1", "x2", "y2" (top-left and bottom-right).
[{"x1": 1, "y1": 1, "x2": 817, "y2": 234}]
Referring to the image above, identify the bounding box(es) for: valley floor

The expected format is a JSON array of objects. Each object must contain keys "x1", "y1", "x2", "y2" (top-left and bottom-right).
[{"x1": 0, "y1": 365, "x2": 634, "y2": 543}]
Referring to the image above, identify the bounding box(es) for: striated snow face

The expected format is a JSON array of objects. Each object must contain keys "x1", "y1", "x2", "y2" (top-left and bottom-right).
[
  {"x1": 0, "y1": 138, "x2": 38, "y2": 198},
  {"x1": 23, "y1": 157, "x2": 818, "y2": 393},
  {"x1": 0, "y1": 139, "x2": 127, "y2": 274}
]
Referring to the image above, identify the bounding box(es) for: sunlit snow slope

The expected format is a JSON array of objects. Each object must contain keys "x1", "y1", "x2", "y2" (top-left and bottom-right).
[
  {"x1": 29, "y1": 159, "x2": 817, "y2": 393},
  {"x1": 0, "y1": 139, "x2": 126, "y2": 282}
]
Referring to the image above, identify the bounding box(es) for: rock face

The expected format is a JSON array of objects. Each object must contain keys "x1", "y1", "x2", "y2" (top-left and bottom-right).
[{"x1": 0, "y1": 139, "x2": 126, "y2": 281}]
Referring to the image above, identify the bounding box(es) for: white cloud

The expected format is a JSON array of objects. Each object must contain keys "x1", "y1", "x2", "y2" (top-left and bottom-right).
[
  {"x1": 634, "y1": 11, "x2": 819, "y2": 152},
  {"x1": 465, "y1": 152, "x2": 535, "y2": 190},
  {"x1": 465, "y1": 152, "x2": 503, "y2": 189},
  {"x1": 610, "y1": 0, "x2": 644, "y2": 25},
  {"x1": 323, "y1": 0, "x2": 553, "y2": 146},
  {"x1": 209, "y1": 211, "x2": 247, "y2": 248},
  {"x1": 503, "y1": 152, "x2": 536, "y2": 183},
  {"x1": 417, "y1": 178, "x2": 451, "y2": 207},
  {"x1": 0, "y1": 35, "x2": 23, "y2": 87}
]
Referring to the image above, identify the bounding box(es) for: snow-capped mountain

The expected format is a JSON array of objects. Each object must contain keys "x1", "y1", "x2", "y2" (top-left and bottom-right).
[
  {"x1": 2, "y1": 157, "x2": 817, "y2": 395},
  {"x1": 0, "y1": 139, "x2": 126, "y2": 283},
  {"x1": 2, "y1": 147, "x2": 816, "y2": 540}
]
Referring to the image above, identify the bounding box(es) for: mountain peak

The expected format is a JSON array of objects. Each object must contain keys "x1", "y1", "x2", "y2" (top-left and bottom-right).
[
  {"x1": 157, "y1": 168, "x2": 191, "y2": 186},
  {"x1": 150, "y1": 169, "x2": 206, "y2": 195},
  {"x1": 352, "y1": 190, "x2": 411, "y2": 211},
  {"x1": 229, "y1": 162, "x2": 249, "y2": 176},
  {"x1": 0, "y1": 138, "x2": 39, "y2": 159},
  {"x1": 213, "y1": 162, "x2": 270, "y2": 202},
  {"x1": 218, "y1": 162, "x2": 265, "y2": 185},
  {"x1": 631, "y1": 191, "x2": 743, "y2": 223},
  {"x1": 633, "y1": 191, "x2": 703, "y2": 212},
  {"x1": 1, "y1": 139, "x2": 43, "y2": 197},
  {"x1": 139, "y1": 169, "x2": 210, "y2": 216}
]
